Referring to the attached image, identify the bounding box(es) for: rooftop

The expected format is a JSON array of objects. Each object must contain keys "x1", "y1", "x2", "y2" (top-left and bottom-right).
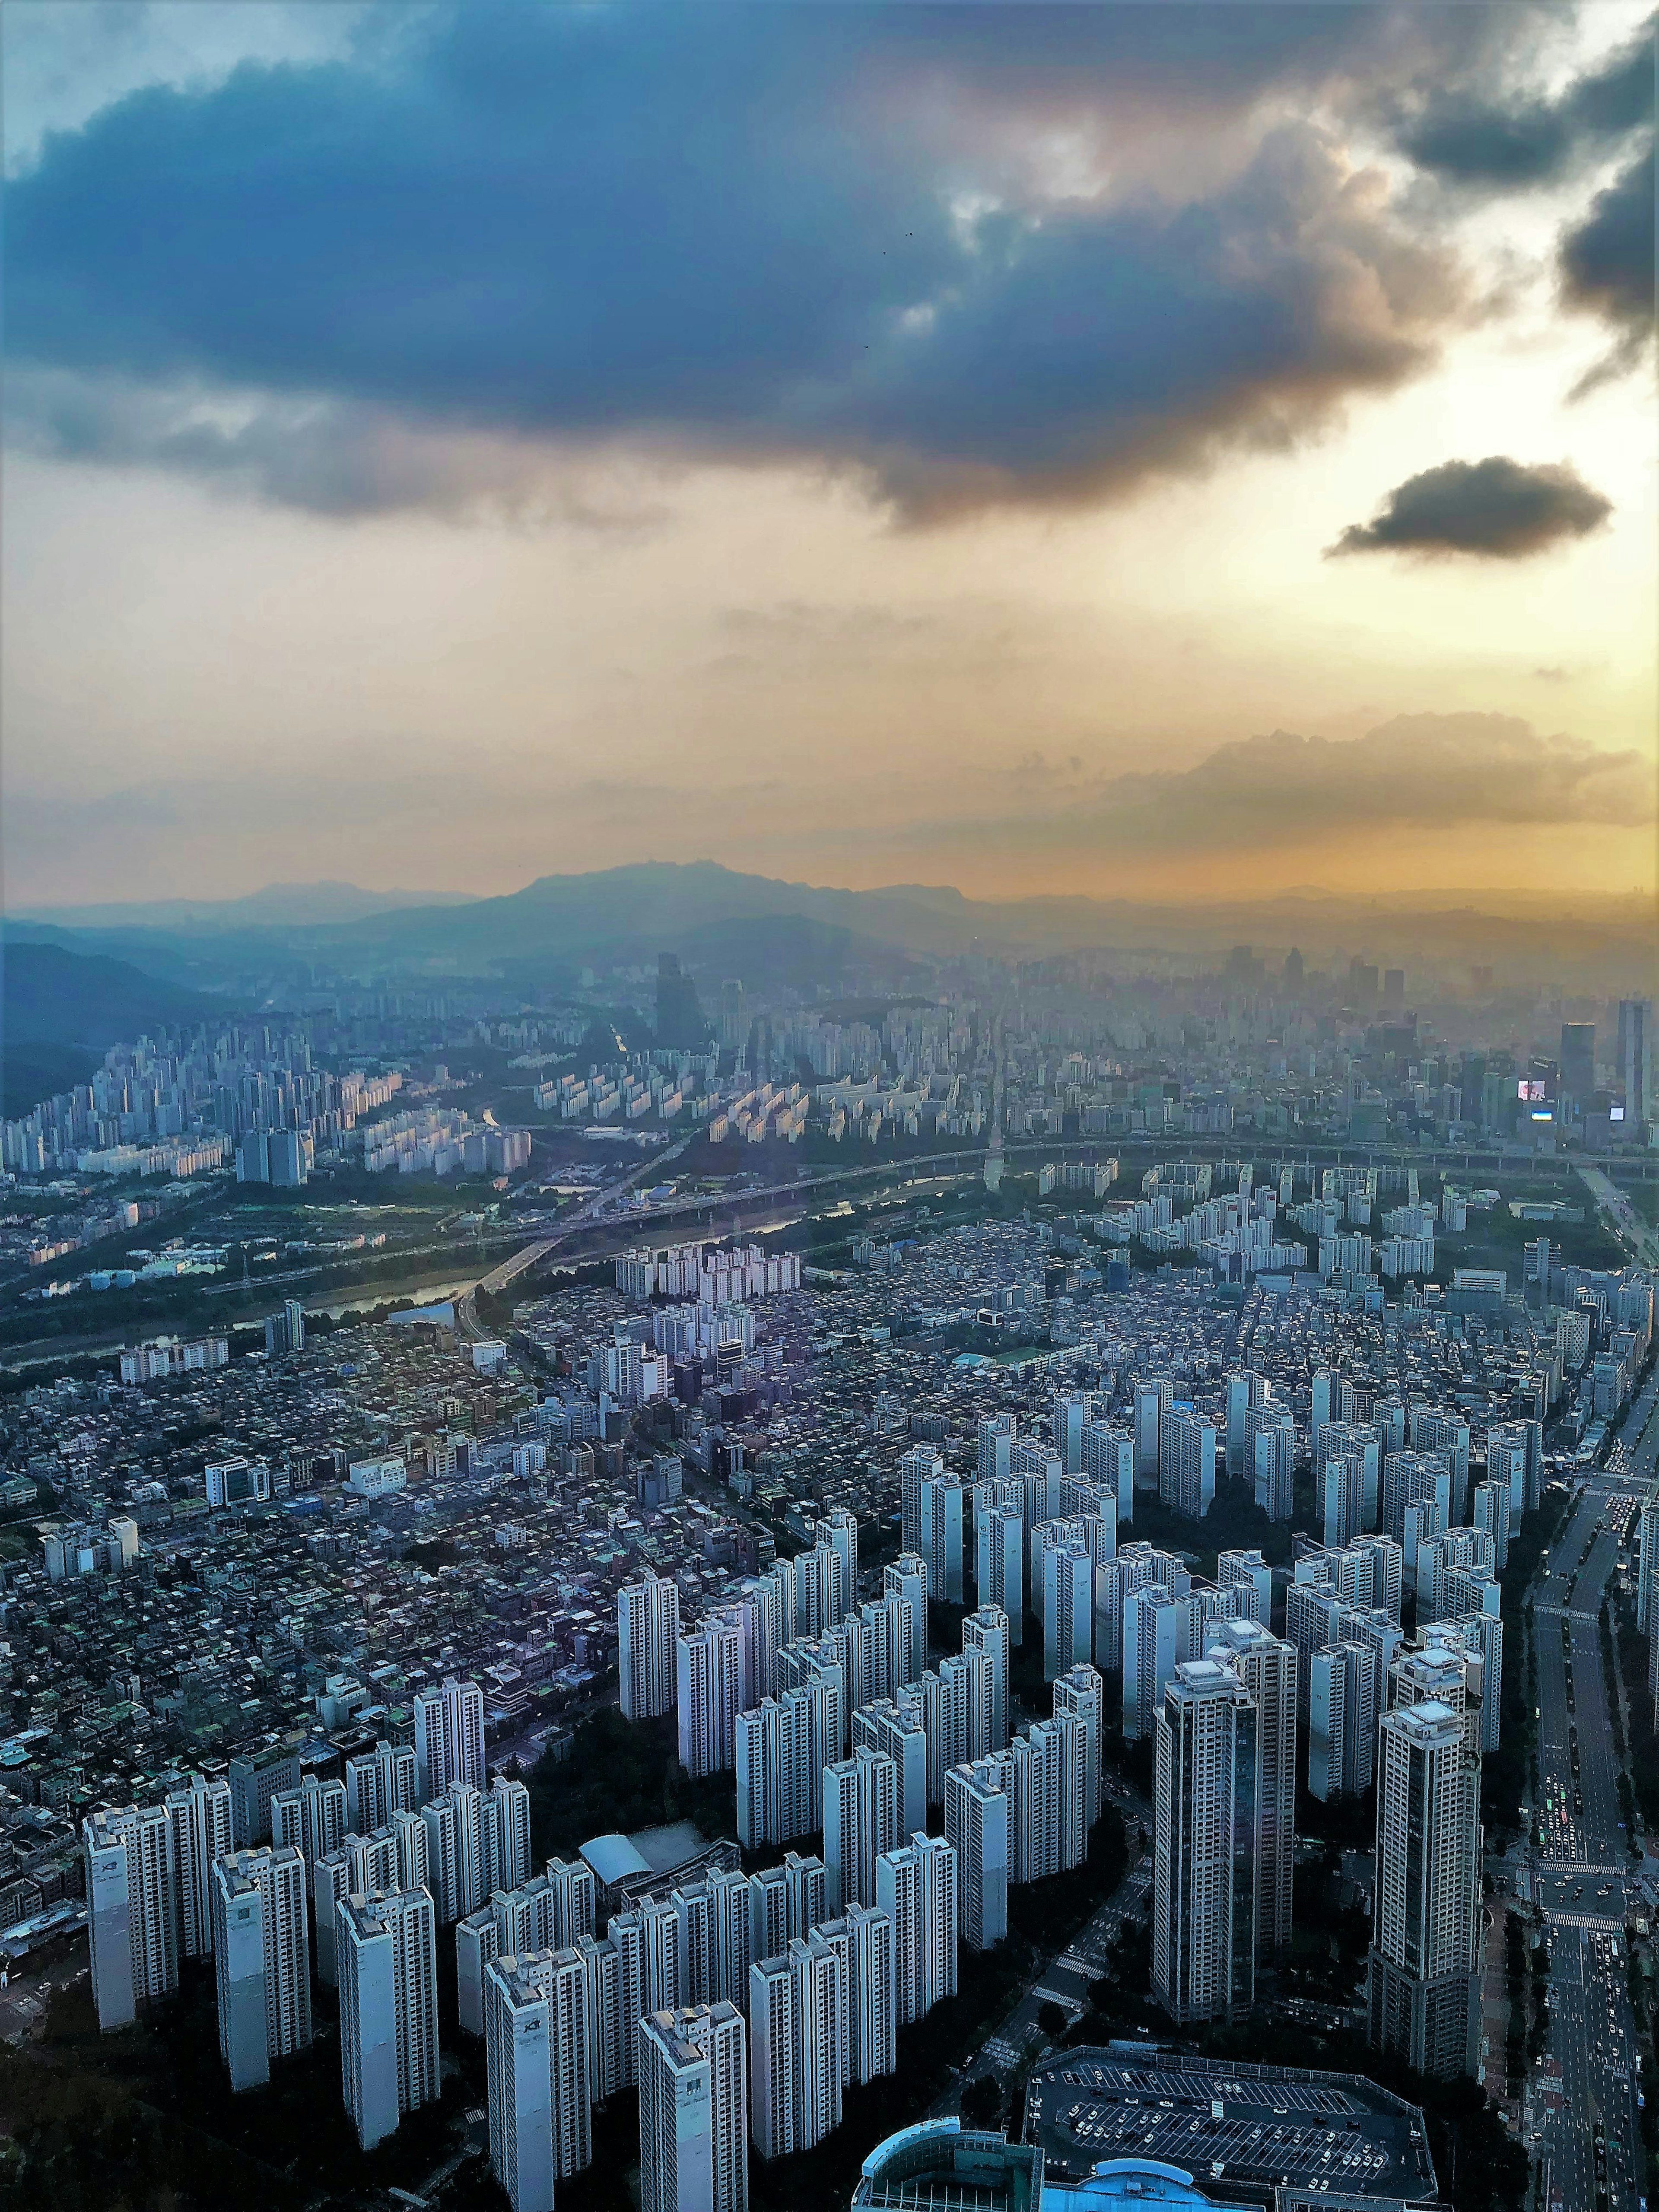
[{"x1": 1024, "y1": 2048, "x2": 1436, "y2": 2209}]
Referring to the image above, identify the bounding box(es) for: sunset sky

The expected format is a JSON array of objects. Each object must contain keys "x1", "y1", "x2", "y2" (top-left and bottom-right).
[{"x1": 4, "y1": 1, "x2": 1654, "y2": 909}]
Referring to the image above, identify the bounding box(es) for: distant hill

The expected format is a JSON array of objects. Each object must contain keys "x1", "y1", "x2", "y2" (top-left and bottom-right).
[
  {"x1": 1, "y1": 941, "x2": 219, "y2": 1118},
  {"x1": 305, "y1": 860, "x2": 1654, "y2": 992},
  {"x1": 10, "y1": 880, "x2": 478, "y2": 931},
  {"x1": 7, "y1": 863, "x2": 1648, "y2": 998}
]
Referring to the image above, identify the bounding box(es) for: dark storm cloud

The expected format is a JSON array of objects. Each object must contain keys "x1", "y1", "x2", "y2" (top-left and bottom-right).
[
  {"x1": 1328, "y1": 456, "x2": 1613, "y2": 559},
  {"x1": 1560, "y1": 142, "x2": 1657, "y2": 341},
  {"x1": 2, "y1": 3, "x2": 1544, "y2": 518},
  {"x1": 1394, "y1": 16, "x2": 1654, "y2": 185}
]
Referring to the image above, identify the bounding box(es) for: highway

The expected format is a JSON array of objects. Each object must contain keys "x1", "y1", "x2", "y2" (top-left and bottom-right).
[
  {"x1": 1522, "y1": 1354, "x2": 1659, "y2": 2212},
  {"x1": 1582, "y1": 1164, "x2": 1659, "y2": 1271}
]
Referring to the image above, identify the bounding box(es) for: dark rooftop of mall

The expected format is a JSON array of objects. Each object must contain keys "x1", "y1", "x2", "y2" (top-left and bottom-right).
[{"x1": 1023, "y1": 2047, "x2": 1437, "y2": 2209}]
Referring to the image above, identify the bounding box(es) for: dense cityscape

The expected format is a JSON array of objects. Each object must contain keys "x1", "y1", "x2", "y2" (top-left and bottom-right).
[
  {"x1": 0, "y1": 910, "x2": 1655, "y2": 2212},
  {"x1": 5, "y1": 5, "x2": 1655, "y2": 2210}
]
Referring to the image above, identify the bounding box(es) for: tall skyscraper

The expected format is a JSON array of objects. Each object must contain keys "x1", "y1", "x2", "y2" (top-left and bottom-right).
[
  {"x1": 345, "y1": 1738, "x2": 418, "y2": 1832},
  {"x1": 1159, "y1": 1407, "x2": 1216, "y2": 1520},
  {"x1": 976, "y1": 1414, "x2": 1015, "y2": 1487},
  {"x1": 1252, "y1": 1411, "x2": 1296, "y2": 1524},
  {"x1": 165, "y1": 1772, "x2": 232, "y2": 1961},
  {"x1": 747, "y1": 1937, "x2": 846, "y2": 2160},
  {"x1": 678, "y1": 1612, "x2": 745, "y2": 1778},
  {"x1": 853, "y1": 1700, "x2": 929, "y2": 1841},
  {"x1": 822, "y1": 1747, "x2": 900, "y2": 1913},
  {"x1": 620, "y1": 1573, "x2": 682, "y2": 1722},
  {"x1": 640, "y1": 2003, "x2": 749, "y2": 2212},
  {"x1": 919, "y1": 1473, "x2": 966, "y2": 1605},
  {"x1": 1203, "y1": 1620, "x2": 1296, "y2": 1954},
  {"x1": 1618, "y1": 998, "x2": 1651, "y2": 1127},
  {"x1": 900, "y1": 1448, "x2": 945, "y2": 1560},
  {"x1": 1081, "y1": 1421, "x2": 1135, "y2": 1526},
  {"x1": 1134, "y1": 1379, "x2": 1173, "y2": 1480},
  {"x1": 414, "y1": 1676, "x2": 486, "y2": 1800},
  {"x1": 484, "y1": 1946, "x2": 591, "y2": 2204},
  {"x1": 975, "y1": 1501, "x2": 1025, "y2": 1646},
  {"x1": 815, "y1": 1509, "x2": 859, "y2": 1612},
  {"x1": 876, "y1": 1834, "x2": 957, "y2": 2026},
  {"x1": 85, "y1": 1802, "x2": 179, "y2": 2031},
  {"x1": 339, "y1": 1888, "x2": 442, "y2": 2150},
  {"x1": 844, "y1": 1901, "x2": 896, "y2": 2084},
  {"x1": 1053, "y1": 1539, "x2": 1099, "y2": 1688},
  {"x1": 884, "y1": 1555, "x2": 929, "y2": 1683},
  {"x1": 962, "y1": 1607, "x2": 1011, "y2": 1750},
  {"x1": 1225, "y1": 1371, "x2": 1270, "y2": 1473},
  {"x1": 1153, "y1": 1659, "x2": 1258, "y2": 2023},
  {"x1": 944, "y1": 1762, "x2": 1008, "y2": 1952},
  {"x1": 1559, "y1": 1020, "x2": 1595, "y2": 1112},
  {"x1": 1369, "y1": 1700, "x2": 1481, "y2": 2079},
  {"x1": 1322, "y1": 1453, "x2": 1368, "y2": 1550},
  {"x1": 1052, "y1": 1663, "x2": 1104, "y2": 1836},
  {"x1": 210, "y1": 1846, "x2": 312, "y2": 2091},
  {"x1": 271, "y1": 1773, "x2": 348, "y2": 1872},
  {"x1": 1216, "y1": 1550, "x2": 1271, "y2": 1625}
]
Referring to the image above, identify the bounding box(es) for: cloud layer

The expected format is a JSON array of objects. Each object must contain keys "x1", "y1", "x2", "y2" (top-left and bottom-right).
[
  {"x1": 1393, "y1": 15, "x2": 1653, "y2": 184},
  {"x1": 910, "y1": 715, "x2": 1656, "y2": 856},
  {"x1": 3, "y1": 1, "x2": 1606, "y2": 520},
  {"x1": 1328, "y1": 455, "x2": 1613, "y2": 559}
]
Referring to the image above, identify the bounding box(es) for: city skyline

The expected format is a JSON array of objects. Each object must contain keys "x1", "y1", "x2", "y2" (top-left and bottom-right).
[{"x1": 3, "y1": 1, "x2": 1654, "y2": 907}]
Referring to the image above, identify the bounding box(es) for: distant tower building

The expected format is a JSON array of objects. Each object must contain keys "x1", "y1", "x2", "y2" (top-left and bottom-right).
[
  {"x1": 1618, "y1": 998, "x2": 1651, "y2": 1127},
  {"x1": 85, "y1": 1802, "x2": 179, "y2": 2031},
  {"x1": 639, "y1": 2003, "x2": 749, "y2": 2212},
  {"x1": 1217, "y1": 1550, "x2": 1271, "y2": 1625},
  {"x1": 414, "y1": 1676, "x2": 486, "y2": 1801},
  {"x1": 339, "y1": 1888, "x2": 442, "y2": 2150},
  {"x1": 210, "y1": 1847, "x2": 312, "y2": 2091},
  {"x1": 1369, "y1": 1700, "x2": 1481, "y2": 2079},
  {"x1": 1042, "y1": 1539, "x2": 1095, "y2": 1683},
  {"x1": 620, "y1": 1573, "x2": 682, "y2": 1722},
  {"x1": 1559, "y1": 1021, "x2": 1595, "y2": 1113},
  {"x1": 1153, "y1": 1660, "x2": 1259, "y2": 2022},
  {"x1": 484, "y1": 1946, "x2": 591, "y2": 2206},
  {"x1": 656, "y1": 953, "x2": 708, "y2": 1051}
]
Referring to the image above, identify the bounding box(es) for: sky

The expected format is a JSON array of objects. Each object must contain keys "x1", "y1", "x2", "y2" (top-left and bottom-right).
[{"x1": 3, "y1": 1, "x2": 1655, "y2": 910}]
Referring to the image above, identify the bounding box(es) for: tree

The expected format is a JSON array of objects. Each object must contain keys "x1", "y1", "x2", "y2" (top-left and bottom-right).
[
  {"x1": 1036, "y1": 2001, "x2": 1068, "y2": 2041},
  {"x1": 959, "y1": 2073, "x2": 1002, "y2": 2130}
]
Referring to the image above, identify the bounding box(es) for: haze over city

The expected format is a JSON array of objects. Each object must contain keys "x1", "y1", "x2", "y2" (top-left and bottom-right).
[
  {"x1": 2, "y1": 13, "x2": 1658, "y2": 2212},
  {"x1": 3, "y1": 0, "x2": 1655, "y2": 908}
]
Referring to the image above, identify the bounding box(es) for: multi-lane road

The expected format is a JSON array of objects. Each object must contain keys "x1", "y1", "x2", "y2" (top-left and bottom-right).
[{"x1": 1522, "y1": 1356, "x2": 1659, "y2": 2212}]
